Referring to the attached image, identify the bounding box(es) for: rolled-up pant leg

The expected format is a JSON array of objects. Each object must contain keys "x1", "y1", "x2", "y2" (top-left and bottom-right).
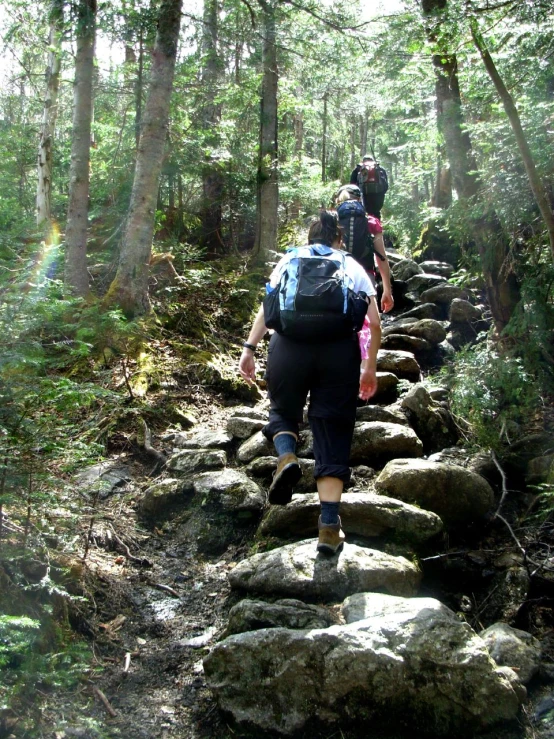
[
  {"x1": 263, "y1": 333, "x2": 312, "y2": 441},
  {"x1": 309, "y1": 336, "x2": 360, "y2": 483}
]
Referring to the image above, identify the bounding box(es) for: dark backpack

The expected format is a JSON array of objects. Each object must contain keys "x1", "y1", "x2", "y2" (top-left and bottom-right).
[
  {"x1": 337, "y1": 200, "x2": 375, "y2": 273},
  {"x1": 357, "y1": 161, "x2": 388, "y2": 196},
  {"x1": 263, "y1": 245, "x2": 368, "y2": 342}
]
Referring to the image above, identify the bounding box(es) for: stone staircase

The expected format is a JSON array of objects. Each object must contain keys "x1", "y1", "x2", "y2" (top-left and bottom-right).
[{"x1": 140, "y1": 257, "x2": 542, "y2": 736}]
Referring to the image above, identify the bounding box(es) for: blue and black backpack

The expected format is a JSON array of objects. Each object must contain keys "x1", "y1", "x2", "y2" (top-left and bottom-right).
[
  {"x1": 336, "y1": 199, "x2": 375, "y2": 273},
  {"x1": 263, "y1": 244, "x2": 368, "y2": 342}
]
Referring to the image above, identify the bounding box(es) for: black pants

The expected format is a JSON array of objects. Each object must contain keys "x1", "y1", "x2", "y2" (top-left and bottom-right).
[
  {"x1": 262, "y1": 333, "x2": 360, "y2": 483},
  {"x1": 362, "y1": 192, "x2": 386, "y2": 220}
]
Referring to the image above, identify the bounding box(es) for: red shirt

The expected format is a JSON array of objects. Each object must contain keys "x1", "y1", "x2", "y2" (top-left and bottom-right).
[{"x1": 368, "y1": 215, "x2": 383, "y2": 235}]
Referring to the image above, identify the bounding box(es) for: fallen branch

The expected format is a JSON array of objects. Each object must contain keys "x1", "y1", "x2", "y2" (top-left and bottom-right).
[
  {"x1": 146, "y1": 581, "x2": 180, "y2": 598},
  {"x1": 136, "y1": 418, "x2": 166, "y2": 474},
  {"x1": 90, "y1": 684, "x2": 117, "y2": 717},
  {"x1": 491, "y1": 451, "x2": 509, "y2": 518},
  {"x1": 109, "y1": 524, "x2": 151, "y2": 567}
]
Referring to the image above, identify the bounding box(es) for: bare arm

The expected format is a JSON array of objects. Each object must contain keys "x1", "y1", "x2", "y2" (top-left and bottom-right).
[
  {"x1": 359, "y1": 296, "x2": 381, "y2": 400},
  {"x1": 238, "y1": 305, "x2": 268, "y2": 385},
  {"x1": 373, "y1": 233, "x2": 394, "y2": 313}
]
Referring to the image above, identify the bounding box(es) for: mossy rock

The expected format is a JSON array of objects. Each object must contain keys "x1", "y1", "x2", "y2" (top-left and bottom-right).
[{"x1": 414, "y1": 220, "x2": 460, "y2": 267}]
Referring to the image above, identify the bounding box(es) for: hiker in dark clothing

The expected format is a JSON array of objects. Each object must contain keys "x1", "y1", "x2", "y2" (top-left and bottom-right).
[
  {"x1": 238, "y1": 210, "x2": 381, "y2": 555},
  {"x1": 350, "y1": 155, "x2": 388, "y2": 220}
]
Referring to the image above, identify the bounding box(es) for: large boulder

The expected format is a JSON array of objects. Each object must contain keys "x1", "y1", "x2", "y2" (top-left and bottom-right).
[
  {"x1": 375, "y1": 459, "x2": 494, "y2": 526},
  {"x1": 224, "y1": 598, "x2": 333, "y2": 636},
  {"x1": 400, "y1": 384, "x2": 458, "y2": 454},
  {"x1": 381, "y1": 334, "x2": 431, "y2": 354},
  {"x1": 350, "y1": 421, "x2": 423, "y2": 464},
  {"x1": 418, "y1": 260, "x2": 454, "y2": 278},
  {"x1": 204, "y1": 593, "x2": 523, "y2": 736},
  {"x1": 166, "y1": 448, "x2": 226, "y2": 474},
  {"x1": 376, "y1": 350, "x2": 421, "y2": 381},
  {"x1": 480, "y1": 623, "x2": 541, "y2": 684},
  {"x1": 237, "y1": 431, "x2": 273, "y2": 463},
  {"x1": 258, "y1": 491, "x2": 443, "y2": 543},
  {"x1": 392, "y1": 258, "x2": 423, "y2": 281},
  {"x1": 399, "y1": 303, "x2": 441, "y2": 321},
  {"x1": 226, "y1": 416, "x2": 265, "y2": 439},
  {"x1": 405, "y1": 274, "x2": 447, "y2": 294},
  {"x1": 228, "y1": 540, "x2": 421, "y2": 602},
  {"x1": 420, "y1": 283, "x2": 463, "y2": 305},
  {"x1": 194, "y1": 469, "x2": 265, "y2": 512},
  {"x1": 172, "y1": 428, "x2": 233, "y2": 449}
]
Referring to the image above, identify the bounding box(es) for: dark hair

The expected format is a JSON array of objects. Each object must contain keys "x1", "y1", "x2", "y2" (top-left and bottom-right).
[{"x1": 308, "y1": 210, "x2": 341, "y2": 246}]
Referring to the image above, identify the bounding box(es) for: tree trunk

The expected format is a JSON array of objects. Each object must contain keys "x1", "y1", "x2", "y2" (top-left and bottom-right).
[
  {"x1": 422, "y1": 0, "x2": 520, "y2": 333},
  {"x1": 36, "y1": 0, "x2": 63, "y2": 236},
  {"x1": 135, "y1": 24, "x2": 144, "y2": 149},
  {"x1": 105, "y1": 0, "x2": 182, "y2": 316},
  {"x1": 254, "y1": 0, "x2": 278, "y2": 262},
  {"x1": 471, "y1": 20, "x2": 554, "y2": 264},
  {"x1": 321, "y1": 91, "x2": 328, "y2": 183},
  {"x1": 64, "y1": 0, "x2": 96, "y2": 298},
  {"x1": 200, "y1": 0, "x2": 224, "y2": 256}
]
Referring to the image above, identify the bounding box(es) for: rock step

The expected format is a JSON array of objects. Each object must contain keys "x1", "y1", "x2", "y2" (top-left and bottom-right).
[
  {"x1": 259, "y1": 491, "x2": 443, "y2": 543},
  {"x1": 228, "y1": 539, "x2": 421, "y2": 602}
]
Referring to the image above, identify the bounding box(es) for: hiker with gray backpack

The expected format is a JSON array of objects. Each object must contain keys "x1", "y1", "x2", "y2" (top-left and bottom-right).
[
  {"x1": 238, "y1": 210, "x2": 381, "y2": 556},
  {"x1": 350, "y1": 154, "x2": 388, "y2": 220},
  {"x1": 335, "y1": 184, "x2": 394, "y2": 314}
]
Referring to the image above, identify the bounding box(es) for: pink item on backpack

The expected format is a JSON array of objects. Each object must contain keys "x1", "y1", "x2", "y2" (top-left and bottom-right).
[{"x1": 358, "y1": 315, "x2": 371, "y2": 359}]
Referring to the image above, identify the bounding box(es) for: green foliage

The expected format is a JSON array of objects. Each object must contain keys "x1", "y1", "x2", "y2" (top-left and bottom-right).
[
  {"x1": 0, "y1": 613, "x2": 91, "y2": 717},
  {"x1": 441, "y1": 338, "x2": 540, "y2": 452}
]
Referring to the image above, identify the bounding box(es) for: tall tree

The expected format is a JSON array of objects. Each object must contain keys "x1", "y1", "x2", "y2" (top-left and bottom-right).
[
  {"x1": 254, "y1": 0, "x2": 278, "y2": 261},
  {"x1": 36, "y1": 0, "x2": 64, "y2": 236},
  {"x1": 64, "y1": 0, "x2": 96, "y2": 297},
  {"x1": 105, "y1": 0, "x2": 183, "y2": 316},
  {"x1": 470, "y1": 18, "x2": 554, "y2": 265},
  {"x1": 421, "y1": 0, "x2": 520, "y2": 334},
  {"x1": 199, "y1": 0, "x2": 224, "y2": 256}
]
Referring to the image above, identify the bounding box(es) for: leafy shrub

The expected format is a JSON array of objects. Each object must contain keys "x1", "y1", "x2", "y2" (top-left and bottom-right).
[{"x1": 441, "y1": 338, "x2": 540, "y2": 451}]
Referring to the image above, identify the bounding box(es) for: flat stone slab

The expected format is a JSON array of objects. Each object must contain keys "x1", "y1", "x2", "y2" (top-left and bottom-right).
[
  {"x1": 258, "y1": 492, "x2": 443, "y2": 543},
  {"x1": 228, "y1": 539, "x2": 421, "y2": 602}
]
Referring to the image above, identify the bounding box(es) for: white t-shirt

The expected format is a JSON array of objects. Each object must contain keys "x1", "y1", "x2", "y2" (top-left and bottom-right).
[{"x1": 269, "y1": 243, "x2": 375, "y2": 297}]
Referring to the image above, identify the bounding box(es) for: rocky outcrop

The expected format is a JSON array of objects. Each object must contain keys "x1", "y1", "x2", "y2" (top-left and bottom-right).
[{"x1": 204, "y1": 593, "x2": 523, "y2": 736}]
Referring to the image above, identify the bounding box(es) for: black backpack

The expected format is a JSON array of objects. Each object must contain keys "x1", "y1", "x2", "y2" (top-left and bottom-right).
[
  {"x1": 357, "y1": 160, "x2": 388, "y2": 196},
  {"x1": 263, "y1": 245, "x2": 368, "y2": 342},
  {"x1": 337, "y1": 200, "x2": 375, "y2": 273}
]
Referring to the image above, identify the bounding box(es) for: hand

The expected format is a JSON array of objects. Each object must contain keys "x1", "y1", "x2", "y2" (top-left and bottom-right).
[
  {"x1": 239, "y1": 349, "x2": 257, "y2": 386},
  {"x1": 380, "y1": 291, "x2": 394, "y2": 313},
  {"x1": 359, "y1": 367, "x2": 377, "y2": 401}
]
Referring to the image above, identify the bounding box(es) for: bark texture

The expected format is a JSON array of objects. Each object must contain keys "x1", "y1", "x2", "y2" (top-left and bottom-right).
[
  {"x1": 254, "y1": 0, "x2": 279, "y2": 262},
  {"x1": 64, "y1": 0, "x2": 96, "y2": 297},
  {"x1": 36, "y1": 0, "x2": 64, "y2": 234},
  {"x1": 422, "y1": 0, "x2": 520, "y2": 333},
  {"x1": 106, "y1": 0, "x2": 183, "y2": 317},
  {"x1": 471, "y1": 20, "x2": 554, "y2": 265},
  {"x1": 200, "y1": 0, "x2": 224, "y2": 256}
]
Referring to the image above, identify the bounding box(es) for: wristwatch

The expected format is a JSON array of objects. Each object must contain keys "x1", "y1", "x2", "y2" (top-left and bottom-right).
[{"x1": 243, "y1": 342, "x2": 257, "y2": 352}]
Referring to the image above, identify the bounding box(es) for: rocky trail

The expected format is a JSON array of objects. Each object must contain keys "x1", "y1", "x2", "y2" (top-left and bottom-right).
[{"x1": 53, "y1": 256, "x2": 554, "y2": 739}]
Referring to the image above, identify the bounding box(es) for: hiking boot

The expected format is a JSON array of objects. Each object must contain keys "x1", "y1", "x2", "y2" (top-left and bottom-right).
[
  {"x1": 317, "y1": 515, "x2": 345, "y2": 555},
  {"x1": 268, "y1": 453, "x2": 302, "y2": 505}
]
